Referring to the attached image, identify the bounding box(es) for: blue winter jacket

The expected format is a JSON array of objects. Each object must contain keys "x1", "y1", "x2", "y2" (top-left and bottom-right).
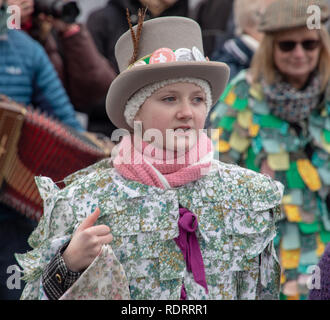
[
  {"x1": 0, "y1": 30, "x2": 83, "y2": 222},
  {"x1": 0, "y1": 29, "x2": 83, "y2": 131},
  {"x1": 211, "y1": 36, "x2": 255, "y2": 81}
]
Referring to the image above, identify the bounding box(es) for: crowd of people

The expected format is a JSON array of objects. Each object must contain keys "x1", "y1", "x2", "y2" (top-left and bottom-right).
[{"x1": 0, "y1": 0, "x2": 329, "y2": 300}]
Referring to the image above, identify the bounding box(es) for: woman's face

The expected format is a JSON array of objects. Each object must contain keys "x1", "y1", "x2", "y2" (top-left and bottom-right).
[
  {"x1": 7, "y1": 0, "x2": 34, "y2": 23},
  {"x1": 134, "y1": 82, "x2": 208, "y2": 152},
  {"x1": 273, "y1": 27, "x2": 321, "y2": 88}
]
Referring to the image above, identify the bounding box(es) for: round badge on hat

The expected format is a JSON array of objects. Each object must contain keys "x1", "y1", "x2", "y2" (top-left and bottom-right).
[
  {"x1": 149, "y1": 48, "x2": 176, "y2": 64},
  {"x1": 192, "y1": 46, "x2": 206, "y2": 62},
  {"x1": 174, "y1": 48, "x2": 193, "y2": 62},
  {"x1": 132, "y1": 60, "x2": 147, "y2": 68}
]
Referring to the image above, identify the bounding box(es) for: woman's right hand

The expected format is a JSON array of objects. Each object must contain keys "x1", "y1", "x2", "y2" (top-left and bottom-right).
[{"x1": 62, "y1": 208, "x2": 113, "y2": 272}]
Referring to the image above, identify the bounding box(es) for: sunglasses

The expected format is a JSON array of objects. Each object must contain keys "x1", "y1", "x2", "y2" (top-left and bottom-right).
[{"x1": 277, "y1": 40, "x2": 320, "y2": 52}]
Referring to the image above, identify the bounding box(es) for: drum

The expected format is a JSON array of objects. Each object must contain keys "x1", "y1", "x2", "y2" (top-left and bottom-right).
[{"x1": 0, "y1": 96, "x2": 109, "y2": 221}]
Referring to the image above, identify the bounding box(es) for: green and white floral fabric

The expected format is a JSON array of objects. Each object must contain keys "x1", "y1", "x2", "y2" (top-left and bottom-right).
[{"x1": 16, "y1": 158, "x2": 283, "y2": 300}]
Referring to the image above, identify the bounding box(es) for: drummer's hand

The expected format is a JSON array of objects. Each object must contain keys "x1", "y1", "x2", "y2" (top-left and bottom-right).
[{"x1": 62, "y1": 208, "x2": 113, "y2": 272}]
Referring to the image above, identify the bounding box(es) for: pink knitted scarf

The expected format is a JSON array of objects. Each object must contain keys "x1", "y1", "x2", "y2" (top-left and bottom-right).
[{"x1": 113, "y1": 132, "x2": 212, "y2": 189}]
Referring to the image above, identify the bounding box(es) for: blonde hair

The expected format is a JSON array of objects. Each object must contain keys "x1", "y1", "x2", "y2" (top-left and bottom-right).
[
  {"x1": 250, "y1": 25, "x2": 330, "y2": 91},
  {"x1": 233, "y1": 0, "x2": 269, "y2": 35}
]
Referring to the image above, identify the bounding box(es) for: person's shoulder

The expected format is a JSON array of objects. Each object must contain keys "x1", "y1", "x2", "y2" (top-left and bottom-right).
[
  {"x1": 217, "y1": 69, "x2": 252, "y2": 109},
  {"x1": 87, "y1": 1, "x2": 122, "y2": 23},
  {"x1": 207, "y1": 160, "x2": 284, "y2": 211},
  {"x1": 194, "y1": 161, "x2": 282, "y2": 259},
  {"x1": 8, "y1": 29, "x2": 42, "y2": 49},
  {"x1": 212, "y1": 38, "x2": 236, "y2": 62},
  {"x1": 87, "y1": 7, "x2": 105, "y2": 21},
  {"x1": 60, "y1": 158, "x2": 152, "y2": 203},
  {"x1": 59, "y1": 159, "x2": 119, "y2": 195},
  {"x1": 209, "y1": 69, "x2": 253, "y2": 121},
  {"x1": 62, "y1": 158, "x2": 113, "y2": 186},
  {"x1": 34, "y1": 159, "x2": 112, "y2": 197},
  {"x1": 7, "y1": 29, "x2": 48, "y2": 64},
  {"x1": 228, "y1": 69, "x2": 251, "y2": 88}
]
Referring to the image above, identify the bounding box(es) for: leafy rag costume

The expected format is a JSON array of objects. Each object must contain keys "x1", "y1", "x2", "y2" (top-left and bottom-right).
[{"x1": 209, "y1": 69, "x2": 330, "y2": 299}]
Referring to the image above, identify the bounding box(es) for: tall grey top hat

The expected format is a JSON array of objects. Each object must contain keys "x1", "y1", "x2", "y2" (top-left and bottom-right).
[{"x1": 105, "y1": 16, "x2": 230, "y2": 131}]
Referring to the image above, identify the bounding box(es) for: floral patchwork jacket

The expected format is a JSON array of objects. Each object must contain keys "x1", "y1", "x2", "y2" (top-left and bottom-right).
[{"x1": 16, "y1": 158, "x2": 283, "y2": 300}]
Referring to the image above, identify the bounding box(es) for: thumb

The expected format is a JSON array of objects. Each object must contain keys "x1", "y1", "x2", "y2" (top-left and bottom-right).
[{"x1": 77, "y1": 207, "x2": 100, "y2": 232}]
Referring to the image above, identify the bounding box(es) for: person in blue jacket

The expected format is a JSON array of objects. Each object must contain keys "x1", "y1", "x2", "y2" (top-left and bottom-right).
[
  {"x1": 204, "y1": 0, "x2": 272, "y2": 129},
  {"x1": 0, "y1": 7, "x2": 83, "y2": 130},
  {"x1": 211, "y1": 0, "x2": 273, "y2": 82},
  {"x1": 0, "y1": 0, "x2": 83, "y2": 300}
]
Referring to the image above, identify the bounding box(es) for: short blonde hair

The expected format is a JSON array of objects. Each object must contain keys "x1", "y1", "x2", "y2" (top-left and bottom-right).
[
  {"x1": 250, "y1": 25, "x2": 330, "y2": 91},
  {"x1": 233, "y1": 0, "x2": 269, "y2": 35}
]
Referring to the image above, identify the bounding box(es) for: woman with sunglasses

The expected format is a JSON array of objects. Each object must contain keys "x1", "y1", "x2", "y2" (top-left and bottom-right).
[{"x1": 209, "y1": 0, "x2": 330, "y2": 300}]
